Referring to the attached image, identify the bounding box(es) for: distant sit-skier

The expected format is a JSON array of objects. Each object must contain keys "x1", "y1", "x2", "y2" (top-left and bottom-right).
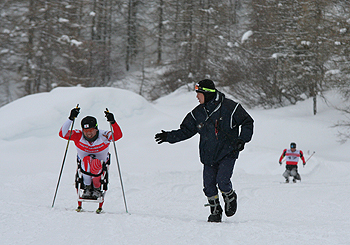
[
  {"x1": 279, "y1": 142, "x2": 306, "y2": 183},
  {"x1": 59, "y1": 107, "x2": 122, "y2": 213},
  {"x1": 155, "y1": 79, "x2": 254, "y2": 222}
]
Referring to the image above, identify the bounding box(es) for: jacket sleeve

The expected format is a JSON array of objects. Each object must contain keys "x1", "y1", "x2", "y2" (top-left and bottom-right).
[
  {"x1": 234, "y1": 104, "x2": 254, "y2": 143},
  {"x1": 279, "y1": 149, "x2": 287, "y2": 162},
  {"x1": 59, "y1": 119, "x2": 72, "y2": 138},
  {"x1": 300, "y1": 150, "x2": 306, "y2": 164},
  {"x1": 58, "y1": 119, "x2": 81, "y2": 141},
  {"x1": 166, "y1": 112, "x2": 198, "y2": 143},
  {"x1": 107, "y1": 122, "x2": 123, "y2": 141}
]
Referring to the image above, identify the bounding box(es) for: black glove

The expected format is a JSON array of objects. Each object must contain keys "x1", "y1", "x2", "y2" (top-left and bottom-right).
[
  {"x1": 279, "y1": 161, "x2": 282, "y2": 166},
  {"x1": 104, "y1": 110, "x2": 116, "y2": 124},
  {"x1": 69, "y1": 107, "x2": 80, "y2": 120},
  {"x1": 155, "y1": 130, "x2": 168, "y2": 144},
  {"x1": 235, "y1": 138, "x2": 245, "y2": 151}
]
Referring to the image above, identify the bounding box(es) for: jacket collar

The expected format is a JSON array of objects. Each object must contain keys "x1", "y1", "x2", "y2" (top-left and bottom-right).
[{"x1": 204, "y1": 91, "x2": 224, "y2": 120}]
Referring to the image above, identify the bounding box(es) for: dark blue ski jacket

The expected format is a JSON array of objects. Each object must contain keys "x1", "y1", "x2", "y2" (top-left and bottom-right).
[{"x1": 166, "y1": 91, "x2": 254, "y2": 165}]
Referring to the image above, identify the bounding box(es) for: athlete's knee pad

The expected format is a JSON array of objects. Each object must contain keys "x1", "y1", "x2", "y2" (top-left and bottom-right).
[
  {"x1": 283, "y1": 170, "x2": 290, "y2": 178},
  {"x1": 290, "y1": 169, "x2": 298, "y2": 177},
  {"x1": 82, "y1": 156, "x2": 92, "y2": 172},
  {"x1": 90, "y1": 159, "x2": 102, "y2": 175}
]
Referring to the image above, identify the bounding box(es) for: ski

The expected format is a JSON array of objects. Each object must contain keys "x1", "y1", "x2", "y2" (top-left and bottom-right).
[
  {"x1": 74, "y1": 207, "x2": 104, "y2": 214},
  {"x1": 279, "y1": 181, "x2": 300, "y2": 184}
]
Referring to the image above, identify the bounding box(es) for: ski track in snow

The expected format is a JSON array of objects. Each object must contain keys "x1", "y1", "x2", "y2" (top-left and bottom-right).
[{"x1": 1, "y1": 87, "x2": 350, "y2": 244}]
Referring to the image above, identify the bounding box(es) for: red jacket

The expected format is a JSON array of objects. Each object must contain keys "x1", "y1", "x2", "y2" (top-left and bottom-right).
[
  {"x1": 59, "y1": 119, "x2": 122, "y2": 162},
  {"x1": 279, "y1": 149, "x2": 306, "y2": 165}
]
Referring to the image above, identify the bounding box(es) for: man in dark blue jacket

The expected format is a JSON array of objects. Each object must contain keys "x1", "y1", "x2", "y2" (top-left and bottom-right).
[{"x1": 155, "y1": 79, "x2": 254, "y2": 222}]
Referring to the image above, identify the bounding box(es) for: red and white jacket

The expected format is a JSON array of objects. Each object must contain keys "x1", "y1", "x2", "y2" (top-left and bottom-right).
[
  {"x1": 59, "y1": 119, "x2": 123, "y2": 162},
  {"x1": 279, "y1": 149, "x2": 306, "y2": 165}
]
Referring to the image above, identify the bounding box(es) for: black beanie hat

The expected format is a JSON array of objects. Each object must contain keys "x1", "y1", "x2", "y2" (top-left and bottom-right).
[
  {"x1": 81, "y1": 116, "x2": 98, "y2": 129},
  {"x1": 196, "y1": 79, "x2": 216, "y2": 103}
]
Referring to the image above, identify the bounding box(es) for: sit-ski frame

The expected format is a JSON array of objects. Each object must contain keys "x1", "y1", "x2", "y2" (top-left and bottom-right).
[{"x1": 76, "y1": 158, "x2": 109, "y2": 203}]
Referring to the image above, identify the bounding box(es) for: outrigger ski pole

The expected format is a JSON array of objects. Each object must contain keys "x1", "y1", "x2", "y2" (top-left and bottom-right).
[
  {"x1": 306, "y1": 151, "x2": 315, "y2": 163},
  {"x1": 303, "y1": 151, "x2": 315, "y2": 167},
  {"x1": 106, "y1": 108, "x2": 129, "y2": 214},
  {"x1": 305, "y1": 151, "x2": 315, "y2": 163},
  {"x1": 52, "y1": 104, "x2": 79, "y2": 207}
]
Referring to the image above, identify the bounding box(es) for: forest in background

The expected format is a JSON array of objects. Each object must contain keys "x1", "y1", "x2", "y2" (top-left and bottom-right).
[{"x1": 1, "y1": 0, "x2": 350, "y2": 115}]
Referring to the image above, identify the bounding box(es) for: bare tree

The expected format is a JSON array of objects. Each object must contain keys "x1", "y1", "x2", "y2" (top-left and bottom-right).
[
  {"x1": 2, "y1": 0, "x2": 350, "y2": 111},
  {"x1": 126, "y1": 0, "x2": 141, "y2": 71}
]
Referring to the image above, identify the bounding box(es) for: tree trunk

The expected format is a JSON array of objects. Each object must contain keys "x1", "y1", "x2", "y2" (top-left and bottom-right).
[{"x1": 157, "y1": 0, "x2": 164, "y2": 64}]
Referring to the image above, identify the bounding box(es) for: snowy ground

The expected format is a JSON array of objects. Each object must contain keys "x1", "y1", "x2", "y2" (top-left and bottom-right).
[{"x1": 1, "y1": 86, "x2": 350, "y2": 245}]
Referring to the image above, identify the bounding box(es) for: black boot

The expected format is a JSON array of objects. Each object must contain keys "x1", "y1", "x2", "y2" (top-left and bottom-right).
[
  {"x1": 91, "y1": 187, "x2": 102, "y2": 199},
  {"x1": 222, "y1": 190, "x2": 237, "y2": 217},
  {"x1": 205, "y1": 195, "x2": 223, "y2": 222},
  {"x1": 81, "y1": 184, "x2": 93, "y2": 199}
]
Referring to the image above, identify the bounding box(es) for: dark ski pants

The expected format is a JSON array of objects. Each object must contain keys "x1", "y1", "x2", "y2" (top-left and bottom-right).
[
  {"x1": 283, "y1": 165, "x2": 301, "y2": 180},
  {"x1": 203, "y1": 155, "x2": 236, "y2": 197}
]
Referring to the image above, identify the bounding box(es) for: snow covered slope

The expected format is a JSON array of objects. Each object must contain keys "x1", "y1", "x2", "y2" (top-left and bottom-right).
[{"x1": 1, "y1": 87, "x2": 349, "y2": 244}]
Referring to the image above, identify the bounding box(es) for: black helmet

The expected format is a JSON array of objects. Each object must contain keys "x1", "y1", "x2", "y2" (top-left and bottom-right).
[
  {"x1": 195, "y1": 79, "x2": 216, "y2": 103},
  {"x1": 81, "y1": 116, "x2": 98, "y2": 129},
  {"x1": 290, "y1": 142, "x2": 296, "y2": 148},
  {"x1": 195, "y1": 79, "x2": 216, "y2": 93}
]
